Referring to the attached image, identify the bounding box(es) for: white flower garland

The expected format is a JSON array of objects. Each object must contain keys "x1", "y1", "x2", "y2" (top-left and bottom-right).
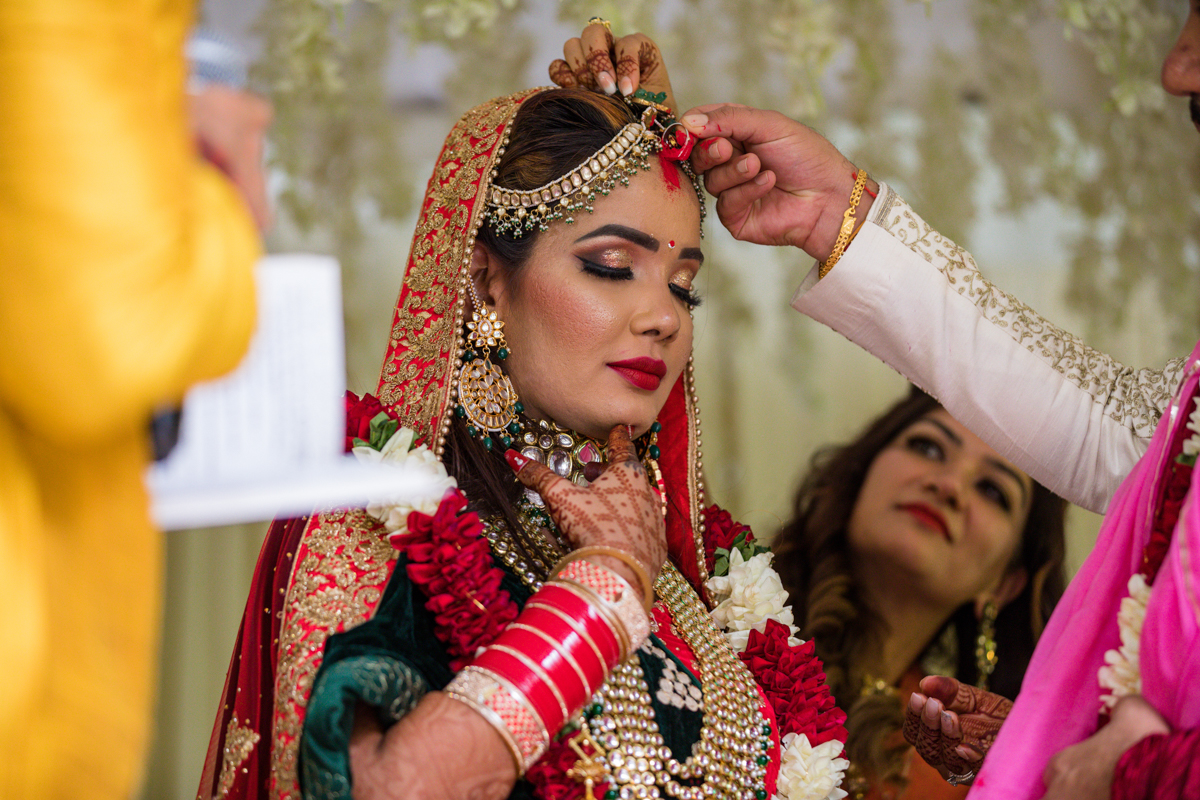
[
  {"x1": 706, "y1": 549, "x2": 849, "y2": 800},
  {"x1": 1097, "y1": 397, "x2": 1199, "y2": 712},
  {"x1": 1098, "y1": 573, "x2": 1150, "y2": 713},
  {"x1": 352, "y1": 426, "x2": 457, "y2": 537}
]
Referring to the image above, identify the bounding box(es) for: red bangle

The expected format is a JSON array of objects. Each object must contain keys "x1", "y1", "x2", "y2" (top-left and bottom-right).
[
  {"x1": 474, "y1": 644, "x2": 570, "y2": 726},
  {"x1": 535, "y1": 583, "x2": 625, "y2": 664},
  {"x1": 518, "y1": 606, "x2": 608, "y2": 689}
]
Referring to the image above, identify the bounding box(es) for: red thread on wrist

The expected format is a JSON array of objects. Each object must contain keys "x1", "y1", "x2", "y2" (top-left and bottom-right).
[{"x1": 852, "y1": 171, "x2": 877, "y2": 199}]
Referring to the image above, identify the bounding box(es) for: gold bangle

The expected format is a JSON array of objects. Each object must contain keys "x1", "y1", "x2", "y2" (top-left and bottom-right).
[
  {"x1": 554, "y1": 545, "x2": 655, "y2": 611},
  {"x1": 818, "y1": 169, "x2": 868, "y2": 279}
]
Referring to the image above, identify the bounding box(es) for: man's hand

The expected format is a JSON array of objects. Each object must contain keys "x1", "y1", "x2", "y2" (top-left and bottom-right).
[
  {"x1": 188, "y1": 85, "x2": 273, "y2": 231},
  {"x1": 349, "y1": 694, "x2": 517, "y2": 800},
  {"x1": 1040, "y1": 695, "x2": 1170, "y2": 800},
  {"x1": 682, "y1": 103, "x2": 878, "y2": 261}
]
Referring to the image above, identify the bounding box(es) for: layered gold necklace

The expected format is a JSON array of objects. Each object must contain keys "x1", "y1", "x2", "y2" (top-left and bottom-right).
[{"x1": 480, "y1": 445, "x2": 771, "y2": 800}]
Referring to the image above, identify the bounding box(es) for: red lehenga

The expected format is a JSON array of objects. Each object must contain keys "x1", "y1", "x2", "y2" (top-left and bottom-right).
[{"x1": 198, "y1": 88, "x2": 846, "y2": 800}]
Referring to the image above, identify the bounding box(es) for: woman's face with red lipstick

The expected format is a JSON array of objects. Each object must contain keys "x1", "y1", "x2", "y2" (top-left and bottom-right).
[
  {"x1": 847, "y1": 409, "x2": 1034, "y2": 610},
  {"x1": 479, "y1": 160, "x2": 702, "y2": 440}
]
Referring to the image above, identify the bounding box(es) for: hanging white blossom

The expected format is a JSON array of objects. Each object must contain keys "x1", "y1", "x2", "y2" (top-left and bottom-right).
[
  {"x1": 774, "y1": 732, "x2": 850, "y2": 800},
  {"x1": 1098, "y1": 572, "x2": 1151, "y2": 713}
]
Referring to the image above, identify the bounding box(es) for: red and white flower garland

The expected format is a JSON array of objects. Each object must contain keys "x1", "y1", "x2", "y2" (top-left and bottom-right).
[
  {"x1": 1099, "y1": 395, "x2": 1198, "y2": 713},
  {"x1": 346, "y1": 394, "x2": 849, "y2": 800}
]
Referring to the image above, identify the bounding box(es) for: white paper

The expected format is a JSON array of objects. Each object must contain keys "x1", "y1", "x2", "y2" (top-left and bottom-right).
[{"x1": 147, "y1": 254, "x2": 441, "y2": 529}]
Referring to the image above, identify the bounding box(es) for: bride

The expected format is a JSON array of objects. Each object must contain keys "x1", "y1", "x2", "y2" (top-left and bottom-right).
[{"x1": 199, "y1": 27, "x2": 847, "y2": 800}]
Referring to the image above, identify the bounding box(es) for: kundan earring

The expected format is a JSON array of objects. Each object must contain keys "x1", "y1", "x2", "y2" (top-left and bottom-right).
[
  {"x1": 455, "y1": 283, "x2": 522, "y2": 451},
  {"x1": 975, "y1": 600, "x2": 998, "y2": 690}
]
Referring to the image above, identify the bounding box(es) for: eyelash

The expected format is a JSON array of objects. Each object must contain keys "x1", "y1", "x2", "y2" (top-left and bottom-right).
[
  {"x1": 904, "y1": 434, "x2": 1013, "y2": 512},
  {"x1": 579, "y1": 259, "x2": 703, "y2": 308}
]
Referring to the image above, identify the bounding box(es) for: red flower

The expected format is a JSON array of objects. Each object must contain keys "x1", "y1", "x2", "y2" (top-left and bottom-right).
[
  {"x1": 703, "y1": 504, "x2": 755, "y2": 574},
  {"x1": 344, "y1": 391, "x2": 384, "y2": 452},
  {"x1": 396, "y1": 490, "x2": 519, "y2": 670},
  {"x1": 526, "y1": 734, "x2": 609, "y2": 800},
  {"x1": 1144, "y1": 461, "x2": 1192, "y2": 581},
  {"x1": 740, "y1": 619, "x2": 847, "y2": 746}
]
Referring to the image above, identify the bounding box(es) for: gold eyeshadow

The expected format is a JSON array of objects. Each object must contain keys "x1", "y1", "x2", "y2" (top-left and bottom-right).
[{"x1": 669, "y1": 268, "x2": 694, "y2": 291}]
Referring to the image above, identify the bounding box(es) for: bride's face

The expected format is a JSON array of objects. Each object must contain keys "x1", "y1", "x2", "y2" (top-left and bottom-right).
[{"x1": 482, "y1": 160, "x2": 703, "y2": 440}]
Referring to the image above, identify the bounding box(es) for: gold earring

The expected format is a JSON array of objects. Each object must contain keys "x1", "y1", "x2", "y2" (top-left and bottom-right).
[
  {"x1": 454, "y1": 283, "x2": 521, "y2": 451},
  {"x1": 975, "y1": 600, "x2": 998, "y2": 690}
]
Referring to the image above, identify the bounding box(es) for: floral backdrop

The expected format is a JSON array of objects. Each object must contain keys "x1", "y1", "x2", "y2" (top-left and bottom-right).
[{"x1": 145, "y1": 0, "x2": 1200, "y2": 796}]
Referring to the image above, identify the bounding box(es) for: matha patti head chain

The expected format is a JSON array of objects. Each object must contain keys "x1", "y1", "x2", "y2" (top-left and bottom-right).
[{"x1": 484, "y1": 90, "x2": 704, "y2": 239}]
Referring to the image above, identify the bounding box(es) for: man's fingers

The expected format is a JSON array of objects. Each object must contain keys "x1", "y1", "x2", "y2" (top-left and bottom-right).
[
  {"x1": 549, "y1": 58, "x2": 576, "y2": 88},
  {"x1": 714, "y1": 171, "x2": 775, "y2": 238},
  {"x1": 701, "y1": 151, "x2": 761, "y2": 195},
  {"x1": 506, "y1": 449, "x2": 572, "y2": 503},
  {"x1": 682, "y1": 104, "x2": 799, "y2": 149}
]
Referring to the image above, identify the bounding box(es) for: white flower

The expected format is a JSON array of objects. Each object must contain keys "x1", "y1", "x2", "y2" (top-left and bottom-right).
[
  {"x1": 1098, "y1": 573, "x2": 1150, "y2": 712},
  {"x1": 706, "y1": 550, "x2": 800, "y2": 651},
  {"x1": 772, "y1": 732, "x2": 849, "y2": 800},
  {"x1": 1182, "y1": 399, "x2": 1200, "y2": 456},
  {"x1": 352, "y1": 427, "x2": 457, "y2": 536}
]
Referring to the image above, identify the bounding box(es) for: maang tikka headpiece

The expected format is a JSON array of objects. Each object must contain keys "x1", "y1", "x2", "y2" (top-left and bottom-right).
[{"x1": 484, "y1": 94, "x2": 705, "y2": 238}]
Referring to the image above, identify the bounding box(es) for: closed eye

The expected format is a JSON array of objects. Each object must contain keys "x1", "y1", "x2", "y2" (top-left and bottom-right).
[{"x1": 580, "y1": 258, "x2": 703, "y2": 307}]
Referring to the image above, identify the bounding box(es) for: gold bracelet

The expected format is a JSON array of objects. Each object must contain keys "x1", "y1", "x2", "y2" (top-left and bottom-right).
[
  {"x1": 818, "y1": 169, "x2": 868, "y2": 279},
  {"x1": 553, "y1": 545, "x2": 655, "y2": 611}
]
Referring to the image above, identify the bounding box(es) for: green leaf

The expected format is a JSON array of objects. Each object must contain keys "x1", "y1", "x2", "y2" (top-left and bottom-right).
[
  {"x1": 368, "y1": 412, "x2": 399, "y2": 450},
  {"x1": 351, "y1": 437, "x2": 371, "y2": 449},
  {"x1": 713, "y1": 556, "x2": 729, "y2": 576}
]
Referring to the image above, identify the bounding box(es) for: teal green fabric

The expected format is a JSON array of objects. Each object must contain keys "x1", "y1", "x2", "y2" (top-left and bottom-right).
[{"x1": 299, "y1": 552, "x2": 704, "y2": 799}]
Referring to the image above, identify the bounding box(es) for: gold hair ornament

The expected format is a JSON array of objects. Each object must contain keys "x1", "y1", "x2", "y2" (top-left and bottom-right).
[{"x1": 485, "y1": 102, "x2": 706, "y2": 239}]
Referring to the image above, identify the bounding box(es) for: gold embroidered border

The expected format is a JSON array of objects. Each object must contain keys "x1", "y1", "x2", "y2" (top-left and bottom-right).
[
  {"x1": 376, "y1": 89, "x2": 545, "y2": 457},
  {"x1": 871, "y1": 186, "x2": 1185, "y2": 438},
  {"x1": 215, "y1": 717, "x2": 260, "y2": 798},
  {"x1": 268, "y1": 510, "x2": 395, "y2": 799}
]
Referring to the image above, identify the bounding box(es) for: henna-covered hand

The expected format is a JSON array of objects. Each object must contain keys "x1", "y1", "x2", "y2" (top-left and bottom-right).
[
  {"x1": 549, "y1": 24, "x2": 678, "y2": 113},
  {"x1": 902, "y1": 675, "x2": 1012, "y2": 783},
  {"x1": 505, "y1": 424, "x2": 667, "y2": 601}
]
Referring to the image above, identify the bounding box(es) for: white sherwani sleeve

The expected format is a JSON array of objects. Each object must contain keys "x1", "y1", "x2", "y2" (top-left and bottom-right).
[{"x1": 792, "y1": 185, "x2": 1186, "y2": 514}]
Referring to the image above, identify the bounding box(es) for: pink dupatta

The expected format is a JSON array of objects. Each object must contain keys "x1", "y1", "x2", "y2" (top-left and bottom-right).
[{"x1": 970, "y1": 343, "x2": 1200, "y2": 798}]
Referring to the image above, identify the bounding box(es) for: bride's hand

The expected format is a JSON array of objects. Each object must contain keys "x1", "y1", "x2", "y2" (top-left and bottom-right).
[
  {"x1": 505, "y1": 424, "x2": 668, "y2": 601},
  {"x1": 549, "y1": 23, "x2": 678, "y2": 113}
]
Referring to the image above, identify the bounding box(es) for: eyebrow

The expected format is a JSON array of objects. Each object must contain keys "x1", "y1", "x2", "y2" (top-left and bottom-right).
[
  {"x1": 574, "y1": 224, "x2": 705, "y2": 264},
  {"x1": 924, "y1": 417, "x2": 1030, "y2": 507}
]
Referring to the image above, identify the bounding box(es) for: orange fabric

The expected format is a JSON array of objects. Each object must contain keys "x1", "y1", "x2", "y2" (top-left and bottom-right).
[
  {"x1": 0, "y1": 1, "x2": 258, "y2": 796},
  {"x1": 861, "y1": 666, "x2": 969, "y2": 800}
]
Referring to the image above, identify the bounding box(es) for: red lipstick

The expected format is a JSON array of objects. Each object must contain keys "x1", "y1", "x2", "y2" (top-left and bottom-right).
[
  {"x1": 899, "y1": 503, "x2": 951, "y2": 542},
  {"x1": 608, "y1": 357, "x2": 667, "y2": 391}
]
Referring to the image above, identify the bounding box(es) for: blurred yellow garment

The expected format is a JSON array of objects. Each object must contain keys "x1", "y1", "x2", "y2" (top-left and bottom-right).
[{"x1": 0, "y1": 1, "x2": 259, "y2": 797}]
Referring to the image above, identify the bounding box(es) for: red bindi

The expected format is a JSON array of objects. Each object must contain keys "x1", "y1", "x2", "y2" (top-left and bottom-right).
[{"x1": 668, "y1": 240, "x2": 676, "y2": 248}]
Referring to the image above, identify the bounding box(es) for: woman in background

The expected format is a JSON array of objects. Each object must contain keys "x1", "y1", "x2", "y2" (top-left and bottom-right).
[{"x1": 773, "y1": 387, "x2": 1068, "y2": 800}]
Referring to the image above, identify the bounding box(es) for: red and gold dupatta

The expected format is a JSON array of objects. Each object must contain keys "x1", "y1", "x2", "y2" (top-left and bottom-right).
[{"x1": 197, "y1": 87, "x2": 712, "y2": 800}]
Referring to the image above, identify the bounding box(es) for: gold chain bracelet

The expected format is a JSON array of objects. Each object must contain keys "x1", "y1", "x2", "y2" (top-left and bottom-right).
[{"x1": 818, "y1": 169, "x2": 868, "y2": 279}]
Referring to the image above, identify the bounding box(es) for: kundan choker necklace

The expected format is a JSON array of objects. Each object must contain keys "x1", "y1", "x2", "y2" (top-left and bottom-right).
[{"x1": 480, "y1": 431, "x2": 770, "y2": 800}]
